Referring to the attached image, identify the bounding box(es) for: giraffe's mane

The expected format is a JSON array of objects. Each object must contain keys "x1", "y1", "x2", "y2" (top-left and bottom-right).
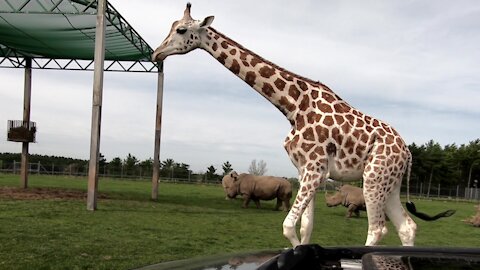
[{"x1": 208, "y1": 27, "x2": 332, "y2": 92}]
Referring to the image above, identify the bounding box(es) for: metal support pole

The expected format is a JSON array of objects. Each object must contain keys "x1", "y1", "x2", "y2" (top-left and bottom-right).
[
  {"x1": 20, "y1": 58, "x2": 32, "y2": 189},
  {"x1": 152, "y1": 62, "x2": 164, "y2": 200},
  {"x1": 87, "y1": 0, "x2": 106, "y2": 211}
]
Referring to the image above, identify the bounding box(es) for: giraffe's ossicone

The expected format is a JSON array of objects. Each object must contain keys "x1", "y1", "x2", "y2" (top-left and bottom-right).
[{"x1": 152, "y1": 3, "x2": 455, "y2": 247}]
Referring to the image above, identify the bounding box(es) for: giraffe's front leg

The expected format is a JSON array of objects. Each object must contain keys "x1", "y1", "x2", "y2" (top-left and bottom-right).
[
  {"x1": 283, "y1": 208, "x2": 301, "y2": 247},
  {"x1": 283, "y1": 177, "x2": 320, "y2": 247},
  {"x1": 300, "y1": 196, "x2": 316, "y2": 244}
]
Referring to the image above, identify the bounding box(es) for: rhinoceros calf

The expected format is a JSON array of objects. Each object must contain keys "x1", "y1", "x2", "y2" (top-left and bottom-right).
[
  {"x1": 222, "y1": 171, "x2": 292, "y2": 211},
  {"x1": 325, "y1": 184, "x2": 366, "y2": 218}
]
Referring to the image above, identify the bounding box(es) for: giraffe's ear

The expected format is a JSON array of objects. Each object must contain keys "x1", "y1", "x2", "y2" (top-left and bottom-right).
[{"x1": 200, "y1": 16, "x2": 214, "y2": 28}]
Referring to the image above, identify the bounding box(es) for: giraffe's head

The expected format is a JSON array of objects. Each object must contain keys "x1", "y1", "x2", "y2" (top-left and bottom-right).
[{"x1": 152, "y1": 3, "x2": 214, "y2": 62}]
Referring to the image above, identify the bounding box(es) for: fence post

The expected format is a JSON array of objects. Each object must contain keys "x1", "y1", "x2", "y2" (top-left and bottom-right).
[
  {"x1": 437, "y1": 184, "x2": 440, "y2": 198},
  {"x1": 37, "y1": 161, "x2": 40, "y2": 174},
  {"x1": 456, "y1": 185, "x2": 459, "y2": 201}
]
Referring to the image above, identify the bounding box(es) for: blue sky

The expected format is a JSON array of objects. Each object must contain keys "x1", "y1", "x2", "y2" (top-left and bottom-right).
[{"x1": 1, "y1": 0, "x2": 479, "y2": 177}]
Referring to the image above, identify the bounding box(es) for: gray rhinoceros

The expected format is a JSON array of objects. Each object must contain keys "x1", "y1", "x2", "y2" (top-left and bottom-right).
[
  {"x1": 222, "y1": 171, "x2": 292, "y2": 211},
  {"x1": 325, "y1": 184, "x2": 366, "y2": 218}
]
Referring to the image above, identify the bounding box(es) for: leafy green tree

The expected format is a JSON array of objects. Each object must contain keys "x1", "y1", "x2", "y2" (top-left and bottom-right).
[
  {"x1": 123, "y1": 153, "x2": 139, "y2": 176},
  {"x1": 409, "y1": 142, "x2": 427, "y2": 183},
  {"x1": 108, "y1": 157, "x2": 122, "y2": 175},
  {"x1": 421, "y1": 140, "x2": 444, "y2": 197},
  {"x1": 139, "y1": 158, "x2": 153, "y2": 177},
  {"x1": 174, "y1": 163, "x2": 191, "y2": 179},
  {"x1": 205, "y1": 165, "x2": 218, "y2": 181},
  {"x1": 456, "y1": 139, "x2": 480, "y2": 187},
  {"x1": 222, "y1": 161, "x2": 233, "y2": 175},
  {"x1": 443, "y1": 143, "x2": 461, "y2": 185},
  {"x1": 160, "y1": 158, "x2": 175, "y2": 178}
]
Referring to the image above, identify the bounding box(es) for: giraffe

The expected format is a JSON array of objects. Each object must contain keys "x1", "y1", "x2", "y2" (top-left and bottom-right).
[{"x1": 152, "y1": 3, "x2": 454, "y2": 247}]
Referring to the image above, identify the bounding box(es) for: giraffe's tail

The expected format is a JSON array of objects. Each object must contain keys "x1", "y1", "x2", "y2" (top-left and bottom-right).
[{"x1": 404, "y1": 150, "x2": 456, "y2": 221}]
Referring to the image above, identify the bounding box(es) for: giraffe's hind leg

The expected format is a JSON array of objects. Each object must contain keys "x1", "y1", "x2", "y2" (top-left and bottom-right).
[
  {"x1": 363, "y1": 162, "x2": 390, "y2": 246},
  {"x1": 364, "y1": 193, "x2": 389, "y2": 245},
  {"x1": 385, "y1": 183, "x2": 417, "y2": 246}
]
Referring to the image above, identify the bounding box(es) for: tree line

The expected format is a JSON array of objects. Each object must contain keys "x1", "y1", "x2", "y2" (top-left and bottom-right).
[
  {"x1": 0, "y1": 152, "x2": 260, "y2": 182},
  {"x1": 409, "y1": 139, "x2": 480, "y2": 189},
  {"x1": 1, "y1": 138, "x2": 479, "y2": 187}
]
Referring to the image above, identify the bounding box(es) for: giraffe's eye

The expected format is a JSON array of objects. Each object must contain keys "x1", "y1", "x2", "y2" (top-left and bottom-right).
[{"x1": 176, "y1": 27, "x2": 187, "y2": 34}]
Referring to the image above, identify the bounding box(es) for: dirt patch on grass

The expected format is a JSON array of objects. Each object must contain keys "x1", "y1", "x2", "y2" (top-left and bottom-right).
[
  {"x1": 0, "y1": 187, "x2": 108, "y2": 201},
  {"x1": 464, "y1": 204, "x2": 480, "y2": 227}
]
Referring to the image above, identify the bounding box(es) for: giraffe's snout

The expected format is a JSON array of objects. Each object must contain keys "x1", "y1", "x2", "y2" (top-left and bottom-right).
[{"x1": 152, "y1": 47, "x2": 166, "y2": 62}]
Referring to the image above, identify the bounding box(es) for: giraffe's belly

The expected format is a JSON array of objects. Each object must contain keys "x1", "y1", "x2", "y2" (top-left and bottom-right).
[{"x1": 327, "y1": 159, "x2": 364, "y2": 182}]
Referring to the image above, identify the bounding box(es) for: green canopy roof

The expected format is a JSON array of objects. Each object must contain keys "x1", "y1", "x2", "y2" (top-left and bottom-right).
[{"x1": 0, "y1": 0, "x2": 157, "y2": 72}]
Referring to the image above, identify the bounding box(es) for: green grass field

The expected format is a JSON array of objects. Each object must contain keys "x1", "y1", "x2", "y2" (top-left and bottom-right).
[{"x1": 0, "y1": 174, "x2": 479, "y2": 269}]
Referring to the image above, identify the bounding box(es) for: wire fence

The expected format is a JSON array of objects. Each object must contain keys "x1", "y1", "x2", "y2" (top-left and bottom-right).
[
  {"x1": 0, "y1": 161, "x2": 223, "y2": 184},
  {"x1": 1, "y1": 161, "x2": 479, "y2": 202}
]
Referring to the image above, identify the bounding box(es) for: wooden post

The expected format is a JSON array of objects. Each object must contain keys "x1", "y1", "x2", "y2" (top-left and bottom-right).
[
  {"x1": 87, "y1": 0, "x2": 106, "y2": 211},
  {"x1": 20, "y1": 58, "x2": 32, "y2": 189},
  {"x1": 152, "y1": 62, "x2": 164, "y2": 201}
]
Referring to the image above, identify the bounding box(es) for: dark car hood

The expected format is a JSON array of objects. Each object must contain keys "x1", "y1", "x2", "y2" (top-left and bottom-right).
[
  {"x1": 134, "y1": 249, "x2": 281, "y2": 270},
  {"x1": 134, "y1": 245, "x2": 480, "y2": 270}
]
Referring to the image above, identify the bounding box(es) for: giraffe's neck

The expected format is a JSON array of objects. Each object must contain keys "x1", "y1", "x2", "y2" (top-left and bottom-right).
[{"x1": 201, "y1": 27, "x2": 338, "y2": 125}]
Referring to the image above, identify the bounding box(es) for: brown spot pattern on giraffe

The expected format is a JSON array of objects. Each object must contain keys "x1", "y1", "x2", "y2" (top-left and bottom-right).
[
  {"x1": 279, "y1": 96, "x2": 296, "y2": 112},
  {"x1": 323, "y1": 115, "x2": 334, "y2": 126},
  {"x1": 259, "y1": 65, "x2": 276, "y2": 78},
  {"x1": 274, "y1": 78, "x2": 286, "y2": 90},
  {"x1": 303, "y1": 127, "x2": 315, "y2": 141},
  {"x1": 318, "y1": 102, "x2": 333, "y2": 113},
  {"x1": 316, "y1": 126, "x2": 329, "y2": 143},
  {"x1": 297, "y1": 80, "x2": 308, "y2": 91},
  {"x1": 334, "y1": 102, "x2": 350, "y2": 113},
  {"x1": 288, "y1": 85, "x2": 300, "y2": 100},
  {"x1": 306, "y1": 111, "x2": 321, "y2": 124},
  {"x1": 280, "y1": 71, "x2": 294, "y2": 81},
  {"x1": 299, "y1": 95, "x2": 310, "y2": 111},
  {"x1": 221, "y1": 40, "x2": 228, "y2": 49},
  {"x1": 301, "y1": 143, "x2": 315, "y2": 153},
  {"x1": 245, "y1": 71, "x2": 256, "y2": 86},
  {"x1": 217, "y1": 52, "x2": 228, "y2": 65},
  {"x1": 296, "y1": 114, "x2": 306, "y2": 130},
  {"x1": 334, "y1": 114, "x2": 345, "y2": 125},
  {"x1": 322, "y1": 92, "x2": 337, "y2": 103},
  {"x1": 262, "y1": 83, "x2": 275, "y2": 97},
  {"x1": 250, "y1": 57, "x2": 262, "y2": 67},
  {"x1": 229, "y1": 59, "x2": 240, "y2": 75}
]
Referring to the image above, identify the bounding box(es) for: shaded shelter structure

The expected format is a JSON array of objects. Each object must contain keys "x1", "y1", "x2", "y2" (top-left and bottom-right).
[{"x1": 0, "y1": 0, "x2": 164, "y2": 210}]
